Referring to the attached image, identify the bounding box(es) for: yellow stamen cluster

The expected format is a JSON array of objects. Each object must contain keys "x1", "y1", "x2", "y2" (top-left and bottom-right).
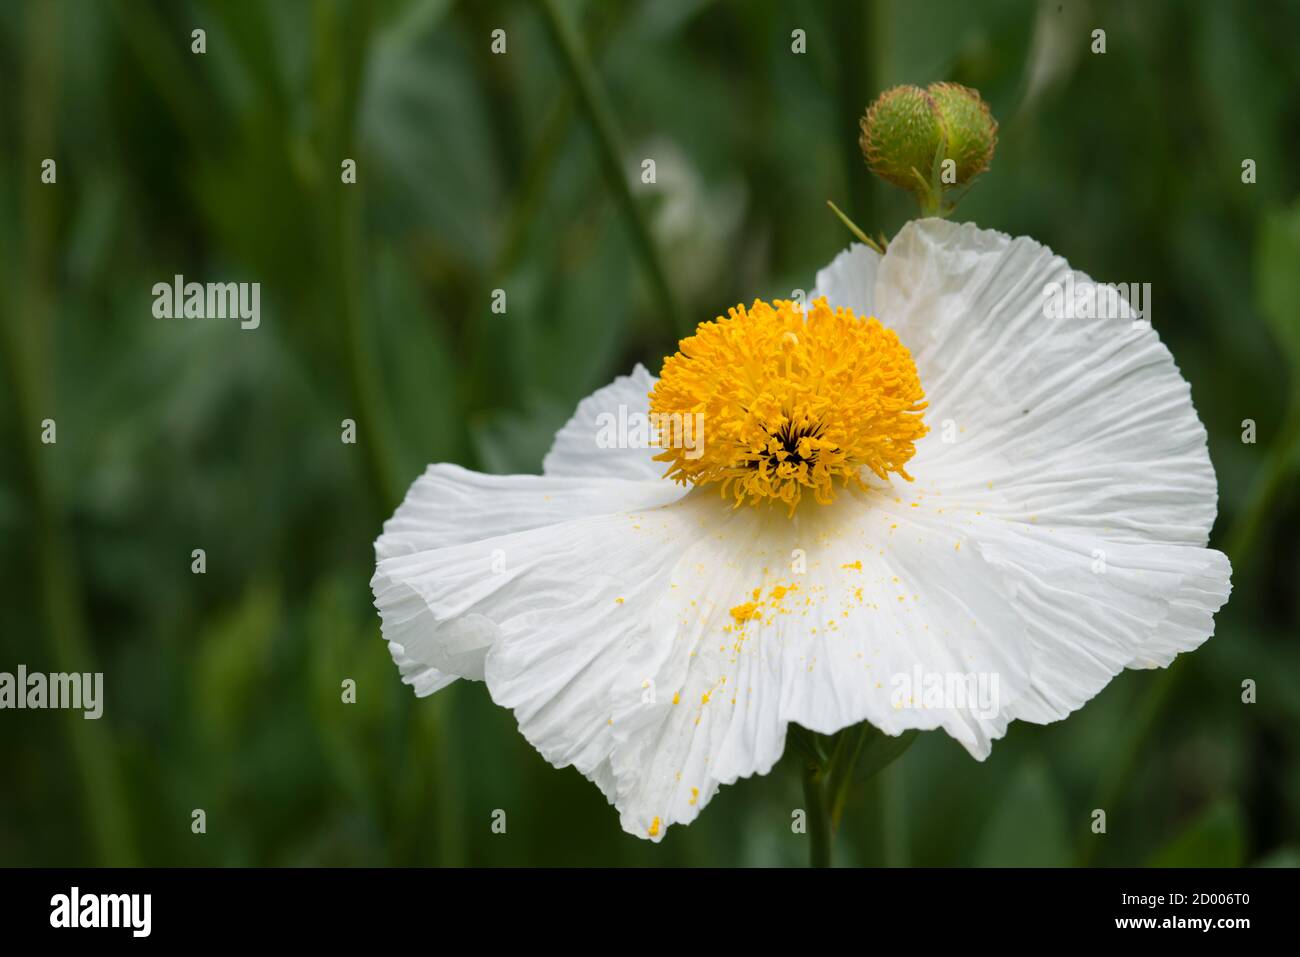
[{"x1": 649, "y1": 298, "x2": 927, "y2": 512}]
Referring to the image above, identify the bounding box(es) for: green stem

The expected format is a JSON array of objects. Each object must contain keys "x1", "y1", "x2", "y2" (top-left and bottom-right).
[
  {"x1": 792, "y1": 722, "x2": 916, "y2": 866},
  {"x1": 801, "y1": 761, "x2": 832, "y2": 868},
  {"x1": 534, "y1": 0, "x2": 686, "y2": 337},
  {"x1": 826, "y1": 722, "x2": 869, "y2": 827},
  {"x1": 881, "y1": 762, "x2": 908, "y2": 867}
]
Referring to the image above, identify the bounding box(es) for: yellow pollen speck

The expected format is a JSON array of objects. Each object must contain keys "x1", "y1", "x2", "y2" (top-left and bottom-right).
[
  {"x1": 614, "y1": 597, "x2": 625, "y2": 604},
  {"x1": 648, "y1": 817, "x2": 661, "y2": 837},
  {"x1": 730, "y1": 601, "x2": 762, "y2": 622},
  {"x1": 649, "y1": 298, "x2": 927, "y2": 513},
  {"x1": 672, "y1": 691, "x2": 680, "y2": 704},
  {"x1": 689, "y1": 788, "x2": 699, "y2": 806},
  {"x1": 841, "y1": 560, "x2": 862, "y2": 571}
]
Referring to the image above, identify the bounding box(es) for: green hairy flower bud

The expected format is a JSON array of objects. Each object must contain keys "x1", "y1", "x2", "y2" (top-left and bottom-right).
[
  {"x1": 859, "y1": 85, "x2": 943, "y2": 193},
  {"x1": 928, "y1": 82, "x2": 997, "y2": 183},
  {"x1": 859, "y1": 82, "x2": 998, "y2": 214}
]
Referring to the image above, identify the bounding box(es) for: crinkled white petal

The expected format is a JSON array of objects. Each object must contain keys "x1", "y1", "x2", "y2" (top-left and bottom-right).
[
  {"x1": 816, "y1": 220, "x2": 1220, "y2": 547},
  {"x1": 372, "y1": 463, "x2": 682, "y2": 696},
  {"x1": 811, "y1": 240, "x2": 881, "y2": 318},
  {"x1": 815, "y1": 218, "x2": 1231, "y2": 691},
  {"x1": 595, "y1": 487, "x2": 1036, "y2": 839},
  {"x1": 542, "y1": 363, "x2": 671, "y2": 482}
]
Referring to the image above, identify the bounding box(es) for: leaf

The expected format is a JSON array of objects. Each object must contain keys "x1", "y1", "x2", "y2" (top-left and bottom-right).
[
  {"x1": 852, "y1": 727, "x2": 920, "y2": 783},
  {"x1": 831, "y1": 724, "x2": 917, "y2": 829},
  {"x1": 1148, "y1": 801, "x2": 1244, "y2": 868},
  {"x1": 976, "y1": 760, "x2": 1071, "y2": 867}
]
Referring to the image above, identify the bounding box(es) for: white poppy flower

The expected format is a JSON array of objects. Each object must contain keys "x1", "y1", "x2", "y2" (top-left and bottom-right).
[{"x1": 371, "y1": 218, "x2": 1231, "y2": 842}]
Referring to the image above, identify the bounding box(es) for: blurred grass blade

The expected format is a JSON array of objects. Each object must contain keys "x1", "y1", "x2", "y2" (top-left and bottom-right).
[
  {"x1": 2, "y1": 0, "x2": 137, "y2": 865},
  {"x1": 534, "y1": 0, "x2": 686, "y2": 337}
]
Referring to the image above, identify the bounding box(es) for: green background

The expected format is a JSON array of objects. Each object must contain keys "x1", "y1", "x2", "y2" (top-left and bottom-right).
[{"x1": 2, "y1": 0, "x2": 1298, "y2": 867}]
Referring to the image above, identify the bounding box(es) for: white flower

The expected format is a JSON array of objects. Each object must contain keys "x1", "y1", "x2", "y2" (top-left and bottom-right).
[{"x1": 371, "y1": 219, "x2": 1231, "y2": 842}]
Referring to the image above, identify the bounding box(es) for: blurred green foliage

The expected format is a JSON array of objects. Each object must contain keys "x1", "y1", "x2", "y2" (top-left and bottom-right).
[{"x1": 1, "y1": 0, "x2": 1298, "y2": 866}]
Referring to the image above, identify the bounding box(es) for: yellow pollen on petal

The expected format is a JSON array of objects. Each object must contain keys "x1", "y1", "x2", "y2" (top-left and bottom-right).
[
  {"x1": 649, "y1": 297, "x2": 928, "y2": 513},
  {"x1": 648, "y1": 817, "x2": 661, "y2": 837}
]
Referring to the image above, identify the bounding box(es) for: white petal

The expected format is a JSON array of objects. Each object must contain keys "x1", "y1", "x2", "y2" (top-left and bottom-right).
[
  {"x1": 466, "y1": 490, "x2": 791, "y2": 839},
  {"x1": 812, "y1": 241, "x2": 882, "y2": 317},
  {"x1": 878, "y1": 218, "x2": 1218, "y2": 545},
  {"x1": 817, "y1": 218, "x2": 1231, "y2": 728},
  {"x1": 450, "y1": 487, "x2": 1029, "y2": 837},
  {"x1": 965, "y1": 521, "x2": 1232, "y2": 721},
  {"x1": 542, "y1": 363, "x2": 671, "y2": 482},
  {"x1": 597, "y1": 488, "x2": 1036, "y2": 836},
  {"x1": 371, "y1": 463, "x2": 682, "y2": 694},
  {"x1": 764, "y1": 493, "x2": 1032, "y2": 759}
]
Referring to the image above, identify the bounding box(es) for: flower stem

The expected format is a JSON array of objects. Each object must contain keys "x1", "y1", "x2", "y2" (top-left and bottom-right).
[
  {"x1": 881, "y1": 763, "x2": 909, "y2": 866},
  {"x1": 791, "y1": 722, "x2": 917, "y2": 866},
  {"x1": 801, "y1": 760, "x2": 832, "y2": 868},
  {"x1": 826, "y1": 722, "x2": 870, "y2": 827}
]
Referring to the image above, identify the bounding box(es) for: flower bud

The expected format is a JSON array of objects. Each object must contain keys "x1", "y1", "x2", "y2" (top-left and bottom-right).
[
  {"x1": 927, "y1": 82, "x2": 997, "y2": 184},
  {"x1": 859, "y1": 82, "x2": 997, "y2": 211},
  {"x1": 858, "y1": 85, "x2": 943, "y2": 193}
]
